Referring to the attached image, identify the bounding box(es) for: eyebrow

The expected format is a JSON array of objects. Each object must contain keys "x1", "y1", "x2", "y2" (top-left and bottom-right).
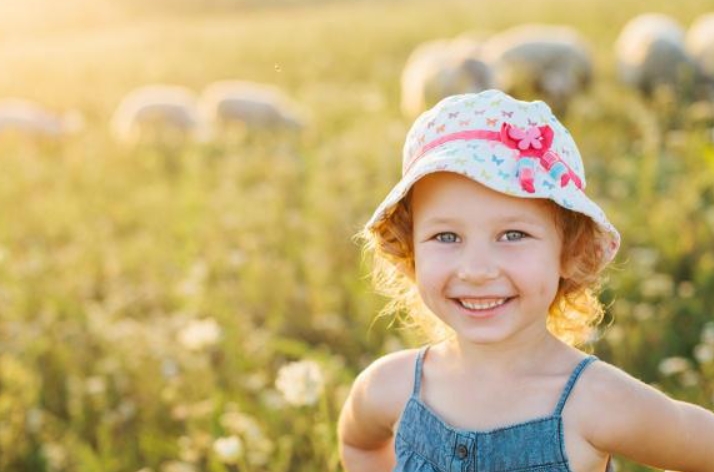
[{"x1": 419, "y1": 213, "x2": 548, "y2": 226}]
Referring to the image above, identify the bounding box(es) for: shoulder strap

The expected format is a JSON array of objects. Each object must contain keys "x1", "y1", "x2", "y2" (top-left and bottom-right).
[
  {"x1": 553, "y1": 355, "x2": 598, "y2": 416},
  {"x1": 412, "y1": 345, "x2": 430, "y2": 398}
]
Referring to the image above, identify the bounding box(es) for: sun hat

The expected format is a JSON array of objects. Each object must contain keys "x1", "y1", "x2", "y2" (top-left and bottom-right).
[{"x1": 366, "y1": 89, "x2": 620, "y2": 263}]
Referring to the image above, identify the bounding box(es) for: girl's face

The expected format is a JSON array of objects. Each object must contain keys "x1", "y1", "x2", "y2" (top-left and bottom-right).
[{"x1": 411, "y1": 172, "x2": 564, "y2": 346}]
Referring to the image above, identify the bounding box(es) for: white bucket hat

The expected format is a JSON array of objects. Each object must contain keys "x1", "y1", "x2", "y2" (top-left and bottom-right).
[{"x1": 366, "y1": 89, "x2": 620, "y2": 263}]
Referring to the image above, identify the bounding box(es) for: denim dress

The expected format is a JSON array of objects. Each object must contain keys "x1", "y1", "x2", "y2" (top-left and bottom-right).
[{"x1": 394, "y1": 347, "x2": 614, "y2": 472}]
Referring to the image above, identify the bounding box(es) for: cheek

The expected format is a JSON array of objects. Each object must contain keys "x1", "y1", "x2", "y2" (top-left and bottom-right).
[{"x1": 414, "y1": 249, "x2": 449, "y2": 288}]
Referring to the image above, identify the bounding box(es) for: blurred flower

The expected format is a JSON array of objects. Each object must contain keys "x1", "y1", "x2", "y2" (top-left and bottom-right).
[
  {"x1": 43, "y1": 443, "x2": 67, "y2": 471},
  {"x1": 177, "y1": 318, "x2": 221, "y2": 351},
  {"x1": 261, "y1": 389, "x2": 286, "y2": 410},
  {"x1": 220, "y1": 410, "x2": 257, "y2": 436},
  {"x1": 85, "y1": 376, "x2": 107, "y2": 395},
  {"x1": 25, "y1": 407, "x2": 43, "y2": 433},
  {"x1": 177, "y1": 261, "x2": 208, "y2": 299},
  {"x1": 161, "y1": 461, "x2": 196, "y2": 472},
  {"x1": 658, "y1": 356, "x2": 691, "y2": 376},
  {"x1": 677, "y1": 281, "x2": 695, "y2": 298},
  {"x1": 604, "y1": 325, "x2": 624, "y2": 344},
  {"x1": 275, "y1": 359, "x2": 325, "y2": 406},
  {"x1": 701, "y1": 322, "x2": 714, "y2": 345},
  {"x1": 177, "y1": 432, "x2": 212, "y2": 462},
  {"x1": 227, "y1": 249, "x2": 247, "y2": 268},
  {"x1": 633, "y1": 303, "x2": 654, "y2": 321},
  {"x1": 219, "y1": 408, "x2": 274, "y2": 466},
  {"x1": 178, "y1": 436, "x2": 200, "y2": 463},
  {"x1": 161, "y1": 358, "x2": 181, "y2": 379},
  {"x1": 680, "y1": 370, "x2": 700, "y2": 388},
  {"x1": 212, "y1": 436, "x2": 243, "y2": 464},
  {"x1": 628, "y1": 247, "x2": 658, "y2": 274},
  {"x1": 694, "y1": 344, "x2": 714, "y2": 364},
  {"x1": 640, "y1": 274, "x2": 673, "y2": 299},
  {"x1": 242, "y1": 371, "x2": 268, "y2": 392},
  {"x1": 313, "y1": 312, "x2": 347, "y2": 333}
]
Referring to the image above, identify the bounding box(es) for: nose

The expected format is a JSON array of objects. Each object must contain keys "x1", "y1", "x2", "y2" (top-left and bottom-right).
[{"x1": 456, "y1": 246, "x2": 500, "y2": 283}]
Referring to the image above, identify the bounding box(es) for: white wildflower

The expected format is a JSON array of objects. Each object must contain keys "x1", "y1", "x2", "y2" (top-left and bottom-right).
[
  {"x1": 249, "y1": 437, "x2": 274, "y2": 466},
  {"x1": 701, "y1": 322, "x2": 714, "y2": 345},
  {"x1": 632, "y1": 303, "x2": 654, "y2": 321},
  {"x1": 212, "y1": 436, "x2": 243, "y2": 464},
  {"x1": 178, "y1": 435, "x2": 199, "y2": 462},
  {"x1": 43, "y1": 442, "x2": 67, "y2": 471},
  {"x1": 629, "y1": 247, "x2": 658, "y2": 274},
  {"x1": 604, "y1": 325, "x2": 624, "y2": 344},
  {"x1": 640, "y1": 273, "x2": 673, "y2": 299},
  {"x1": 85, "y1": 376, "x2": 106, "y2": 395},
  {"x1": 26, "y1": 408, "x2": 43, "y2": 433},
  {"x1": 694, "y1": 344, "x2": 714, "y2": 364},
  {"x1": 177, "y1": 318, "x2": 222, "y2": 351},
  {"x1": 680, "y1": 370, "x2": 700, "y2": 388},
  {"x1": 177, "y1": 261, "x2": 208, "y2": 298},
  {"x1": 161, "y1": 461, "x2": 196, "y2": 472},
  {"x1": 219, "y1": 407, "x2": 273, "y2": 466},
  {"x1": 658, "y1": 356, "x2": 691, "y2": 376},
  {"x1": 275, "y1": 359, "x2": 325, "y2": 406}
]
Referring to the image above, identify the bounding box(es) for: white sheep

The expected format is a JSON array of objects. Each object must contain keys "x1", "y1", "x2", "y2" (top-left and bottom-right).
[
  {"x1": 0, "y1": 99, "x2": 84, "y2": 139},
  {"x1": 400, "y1": 37, "x2": 493, "y2": 119},
  {"x1": 615, "y1": 13, "x2": 699, "y2": 96},
  {"x1": 110, "y1": 85, "x2": 201, "y2": 145},
  {"x1": 482, "y1": 24, "x2": 592, "y2": 112},
  {"x1": 198, "y1": 80, "x2": 304, "y2": 137},
  {"x1": 686, "y1": 13, "x2": 714, "y2": 83}
]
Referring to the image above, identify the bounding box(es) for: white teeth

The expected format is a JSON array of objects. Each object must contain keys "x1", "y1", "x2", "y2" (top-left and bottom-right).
[{"x1": 459, "y1": 298, "x2": 508, "y2": 310}]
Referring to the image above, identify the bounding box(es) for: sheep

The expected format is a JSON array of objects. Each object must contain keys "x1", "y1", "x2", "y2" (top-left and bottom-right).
[
  {"x1": 686, "y1": 13, "x2": 714, "y2": 85},
  {"x1": 110, "y1": 85, "x2": 201, "y2": 145},
  {"x1": 400, "y1": 37, "x2": 494, "y2": 119},
  {"x1": 198, "y1": 80, "x2": 304, "y2": 137},
  {"x1": 0, "y1": 99, "x2": 84, "y2": 140},
  {"x1": 615, "y1": 13, "x2": 699, "y2": 97},
  {"x1": 481, "y1": 24, "x2": 593, "y2": 113}
]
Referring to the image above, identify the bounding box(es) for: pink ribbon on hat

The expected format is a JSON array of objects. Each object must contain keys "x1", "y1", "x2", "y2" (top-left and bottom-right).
[{"x1": 408, "y1": 123, "x2": 583, "y2": 193}]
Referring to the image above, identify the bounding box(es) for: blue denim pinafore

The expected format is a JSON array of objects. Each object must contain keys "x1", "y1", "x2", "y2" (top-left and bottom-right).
[{"x1": 394, "y1": 347, "x2": 614, "y2": 472}]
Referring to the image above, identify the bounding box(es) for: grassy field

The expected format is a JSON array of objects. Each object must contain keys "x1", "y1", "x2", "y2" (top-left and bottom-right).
[{"x1": 0, "y1": 0, "x2": 713, "y2": 470}]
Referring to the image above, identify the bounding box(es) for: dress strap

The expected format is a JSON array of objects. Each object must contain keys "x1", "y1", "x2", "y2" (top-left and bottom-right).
[
  {"x1": 412, "y1": 345, "x2": 430, "y2": 398},
  {"x1": 553, "y1": 355, "x2": 598, "y2": 416}
]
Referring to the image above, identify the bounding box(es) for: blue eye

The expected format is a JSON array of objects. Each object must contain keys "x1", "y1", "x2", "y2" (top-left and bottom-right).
[
  {"x1": 501, "y1": 230, "x2": 527, "y2": 242},
  {"x1": 435, "y1": 232, "x2": 459, "y2": 243}
]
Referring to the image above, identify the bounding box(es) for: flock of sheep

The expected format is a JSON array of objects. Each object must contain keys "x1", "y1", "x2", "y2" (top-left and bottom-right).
[
  {"x1": 402, "y1": 12, "x2": 714, "y2": 117},
  {"x1": 0, "y1": 80, "x2": 306, "y2": 145},
  {"x1": 1, "y1": 12, "x2": 713, "y2": 144}
]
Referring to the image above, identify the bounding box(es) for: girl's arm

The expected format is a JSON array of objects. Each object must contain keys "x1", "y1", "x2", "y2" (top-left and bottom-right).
[
  {"x1": 581, "y1": 362, "x2": 714, "y2": 472},
  {"x1": 337, "y1": 350, "x2": 415, "y2": 472}
]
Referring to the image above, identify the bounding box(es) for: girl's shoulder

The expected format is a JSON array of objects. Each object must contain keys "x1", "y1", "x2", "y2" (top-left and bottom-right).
[
  {"x1": 350, "y1": 348, "x2": 422, "y2": 428},
  {"x1": 566, "y1": 358, "x2": 645, "y2": 422},
  {"x1": 566, "y1": 357, "x2": 689, "y2": 454}
]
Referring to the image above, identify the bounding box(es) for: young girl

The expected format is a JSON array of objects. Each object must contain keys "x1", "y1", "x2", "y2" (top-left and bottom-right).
[{"x1": 338, "y1": 89, "x2": 714, "y2": 472}]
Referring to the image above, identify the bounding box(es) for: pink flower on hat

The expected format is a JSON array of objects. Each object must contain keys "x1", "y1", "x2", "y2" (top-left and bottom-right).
[
  {"x1": 508, "y1": 126, "x2": 543, "y2": 150},
  {"x1": 500, "y1": 124, "x2": 554, "y2": 158}
]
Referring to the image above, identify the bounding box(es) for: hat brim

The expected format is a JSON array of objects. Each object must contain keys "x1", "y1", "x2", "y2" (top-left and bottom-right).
[{"x1": 365, "y1": 139, "x2": 620, "y2": 263}]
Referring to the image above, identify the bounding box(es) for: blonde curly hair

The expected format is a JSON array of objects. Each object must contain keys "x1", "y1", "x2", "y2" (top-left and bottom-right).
[{"x1": 360, "y1": 191, "x2": 611, "y2": 347}]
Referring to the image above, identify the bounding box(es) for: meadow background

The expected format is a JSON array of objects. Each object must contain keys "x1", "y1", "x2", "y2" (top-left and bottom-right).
[{"x1": 1, "y1": 0, "x2": 714, "y2": 470}]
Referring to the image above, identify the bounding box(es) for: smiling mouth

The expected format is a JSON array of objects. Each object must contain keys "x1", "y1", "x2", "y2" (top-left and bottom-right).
[{"x1": 458, "y1": 298, "x2": 511, "y2": 310}]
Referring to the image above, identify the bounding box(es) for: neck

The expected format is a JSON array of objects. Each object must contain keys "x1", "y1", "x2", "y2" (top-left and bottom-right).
[{"x1": 443, "y1": 329, "x2": 566, "y2": 378}]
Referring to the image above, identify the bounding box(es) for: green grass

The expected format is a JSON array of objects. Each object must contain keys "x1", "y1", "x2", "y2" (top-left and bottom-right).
[{"x1": 0, "y1": 0, "x2": 713, "y2": 470}]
